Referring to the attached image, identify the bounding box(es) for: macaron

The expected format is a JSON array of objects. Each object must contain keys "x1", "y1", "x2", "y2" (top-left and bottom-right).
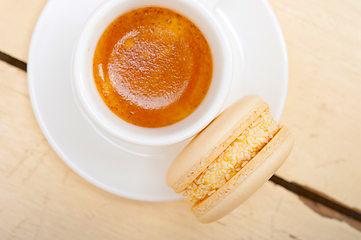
[{"x1": 166, "y1": 95, "x2": 294, "y2": 223}]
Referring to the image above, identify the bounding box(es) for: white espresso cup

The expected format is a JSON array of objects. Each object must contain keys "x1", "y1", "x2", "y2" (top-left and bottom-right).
[{"x1": 72, "y1": 0, "x2": 233, "y2": 147}]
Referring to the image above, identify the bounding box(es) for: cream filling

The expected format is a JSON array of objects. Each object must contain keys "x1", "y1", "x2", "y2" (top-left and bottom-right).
[{"x1": 181, "y1": 110, "x2": 279, "y2": 203}]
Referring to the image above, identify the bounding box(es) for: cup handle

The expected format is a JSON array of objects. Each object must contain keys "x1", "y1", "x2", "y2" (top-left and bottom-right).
[{"x1": 199, "y1": 0, "x2": 224, "y2": 10}]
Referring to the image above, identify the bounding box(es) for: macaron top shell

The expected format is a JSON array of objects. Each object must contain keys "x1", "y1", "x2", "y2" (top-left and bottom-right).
[
  {"x1": 166, "y1": 95, "x2": 294, "y2": 223},
  {"x1": 166, "y1": 95, "x2": 268, "y2": 193}
]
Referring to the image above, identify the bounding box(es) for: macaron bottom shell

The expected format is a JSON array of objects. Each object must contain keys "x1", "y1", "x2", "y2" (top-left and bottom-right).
[
  {"x1": 182, "y1": 109, "x2": 279, "y2": 203},
  {"x1": 193, "y1": 127, "x2": 294, "y2": 223}
]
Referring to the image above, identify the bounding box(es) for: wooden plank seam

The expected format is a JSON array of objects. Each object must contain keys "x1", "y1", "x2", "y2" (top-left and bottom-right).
[
  {"x1": 270, "y1": 175, "x2": 361, "y2": 222},
  {"x1": 1, "y1": 53, "x2": 361, "y2": 226},
  {"x1": 0, "y1": 51, "x2": 27, "y2": 72}
]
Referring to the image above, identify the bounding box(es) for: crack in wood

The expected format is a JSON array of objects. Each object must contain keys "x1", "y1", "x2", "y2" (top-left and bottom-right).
[
  {"x1": 299, "y1": 196, "x2": 361, "y2": 232},
  {"x1": 0, "y1": 51, "x2": 27, "y2": 72},
  {"x1": 270, "y1": 175, "x2": 361, "y2": 228},
  {"x1": 2, "y1": 50, "x2": 361, "y2": 234}
]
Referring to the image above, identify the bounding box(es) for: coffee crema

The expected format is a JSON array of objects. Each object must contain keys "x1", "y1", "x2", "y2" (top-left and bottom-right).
[{"x1": 93, "y1": 7, "x2": 213, "y2": 128}]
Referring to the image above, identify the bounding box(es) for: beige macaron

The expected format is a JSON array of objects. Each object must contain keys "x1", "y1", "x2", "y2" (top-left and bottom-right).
[{"x1": 166, "y1": 95, "x2": 294, "y2": 223}]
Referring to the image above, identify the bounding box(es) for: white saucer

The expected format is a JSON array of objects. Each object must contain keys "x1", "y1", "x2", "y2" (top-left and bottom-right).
[{"x1": 27, "y1": 0, "x2": 288, "y2": 201}]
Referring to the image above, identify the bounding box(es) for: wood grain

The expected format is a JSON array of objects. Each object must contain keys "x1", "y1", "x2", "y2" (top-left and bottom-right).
[
  {"x1": 0, "y1": 59, "x2": 360, "y2": 240},
  {"x1": 268, "y1": 0, "x2": 361, "y2": 209},
  {"x1": 0, "y1": 0, "x2": 360, "y2": 210},
  {"x1": 0, "y1": 0, "x2": 48, "y2": 62},
  {"x1": 1, "y1": 0, "x2": 361, "y2": 238}
]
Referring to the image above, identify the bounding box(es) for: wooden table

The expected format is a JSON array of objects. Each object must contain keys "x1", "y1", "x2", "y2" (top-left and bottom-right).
[{"x1": 1, "y1": 0, "x2": 360, "y2": 239}]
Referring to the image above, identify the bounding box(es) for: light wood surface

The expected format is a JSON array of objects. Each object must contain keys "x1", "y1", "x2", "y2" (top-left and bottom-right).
[
  {"x1": 272, "y1": 0, "x2": 361, "y2": 209},
  {"x1": 0, "y1": 0, "x2": 48, "y2": 62},
  {"x1": 0, "y1": 0, "x2": 361, "y2": 239}
]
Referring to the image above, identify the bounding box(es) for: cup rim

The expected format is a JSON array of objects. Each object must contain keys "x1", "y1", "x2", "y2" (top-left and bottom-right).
[{"x1": 72, "y1": 0, "x2": 233, "y2": 146}]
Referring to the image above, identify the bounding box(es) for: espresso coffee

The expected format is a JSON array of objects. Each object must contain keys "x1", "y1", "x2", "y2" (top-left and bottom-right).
[{"x1": 93, "y1": 7, "x2": 213, "y2": 128}]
